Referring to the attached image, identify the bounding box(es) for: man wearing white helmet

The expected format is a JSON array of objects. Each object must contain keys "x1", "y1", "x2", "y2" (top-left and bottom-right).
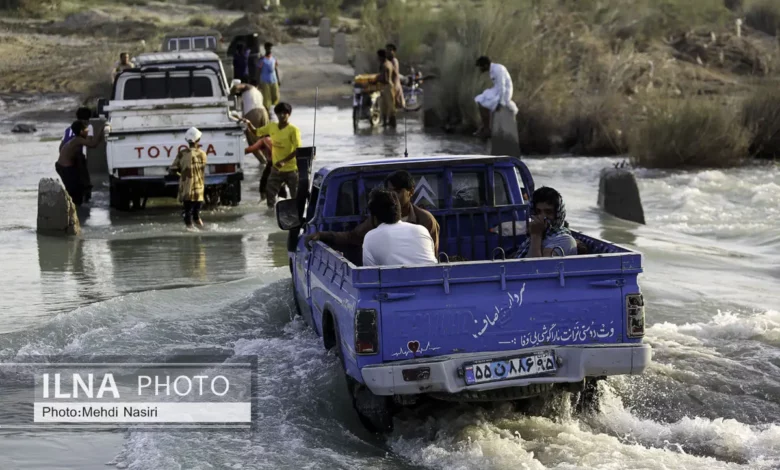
[{"x1": 169, "y1": 127, "x2": 208, "y2": 228}]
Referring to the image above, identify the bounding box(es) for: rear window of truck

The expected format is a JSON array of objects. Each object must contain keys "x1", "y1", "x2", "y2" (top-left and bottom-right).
[
  {"x1": 122, "y1": 76, "x2": 215, "y2": 100},
  {"x1": 328, "y1": 167, "x2": 519, "y2": 217}
]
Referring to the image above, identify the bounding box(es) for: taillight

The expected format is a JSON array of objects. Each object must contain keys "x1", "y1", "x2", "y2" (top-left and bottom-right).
[
  {"x1": 213, "y1": 164, "x2": 236, "y2": 174},
  {"x1": 354, "y1": 309, "x2": 378, "y2": 355},
  {"x1": 118, "y1": 168, "x2": 142, "y2": 177},
  {"x1": 626, "y1": 294, "x2": 645, "y2": 338}
]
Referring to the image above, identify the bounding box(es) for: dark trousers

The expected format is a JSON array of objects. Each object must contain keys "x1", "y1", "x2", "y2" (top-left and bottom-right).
[
  {"x1": 76, "y1": 153, "x2": 92, "y2": 203},
  {"x1": 182, "y1": 200, "x2": 202, "y2": 226},
  {"x1": 259, "y1": 163, "x2": 288, "y2": 199},
  {"x1": 266, "y1": 168, "x2": 298, "y2": 208},
  {"x1": 55, "y1": 163, "x2": 83, "y2": 205}
]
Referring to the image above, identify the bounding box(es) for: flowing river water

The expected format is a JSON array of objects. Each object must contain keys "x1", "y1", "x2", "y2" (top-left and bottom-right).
[{"x1": 0, "y1": 100, "x2": 779, "y2": 470}]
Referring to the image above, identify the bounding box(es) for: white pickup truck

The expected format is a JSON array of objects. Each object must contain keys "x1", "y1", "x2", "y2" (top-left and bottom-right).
[{"x1": 99, "y1": 51, "x2": 245, "y2": 211}]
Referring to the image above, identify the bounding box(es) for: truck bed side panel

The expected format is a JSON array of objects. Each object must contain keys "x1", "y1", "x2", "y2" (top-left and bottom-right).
[{"x1": 376, "y1": 254, "x2": 641, "y2": 362}]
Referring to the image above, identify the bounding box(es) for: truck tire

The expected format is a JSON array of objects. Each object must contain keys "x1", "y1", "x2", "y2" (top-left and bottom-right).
[
  {"x1": 574, "y1": 377, "x2": 602, "y2": 414},
  {"x1": 369, "y1": 99, "x2": 381, "y2": 128},
  {"x1": 220, "y1": 182, "x2": 241, "y2": 207},
  {"x1": 131, "y1": 195, "x2": 143, "y2": 211},
  {"x1": 334, "y1": 327, "x2": 394, "y2": 433},
  {"x1": 110, "y1": 180, "x2": 131, "y2": 211}
]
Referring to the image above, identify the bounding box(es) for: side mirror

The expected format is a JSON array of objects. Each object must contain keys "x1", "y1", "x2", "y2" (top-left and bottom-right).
[{"x1": 276, "y1": 199, "x2": 302, "y2": 231}]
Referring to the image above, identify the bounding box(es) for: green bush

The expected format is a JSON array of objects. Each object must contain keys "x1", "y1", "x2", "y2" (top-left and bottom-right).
[
  {"x1": 188, "y1": 14, "x2": 213, "y2": 27},
  {"x1": 0, "y1": 0, "x2": 61, "y2": 16},
  {"x1": 630, "y1": 98, "x2": 751, "y2": 168},
  {"x1": 745, "y1": 0, "x2": 780, "y2": 36},
  {"x1": 283, "y1": 0, "x2": 341, "y2": 23},
  {"x1": 742, "y1": 87, "x2": 780, "y2": 159}
]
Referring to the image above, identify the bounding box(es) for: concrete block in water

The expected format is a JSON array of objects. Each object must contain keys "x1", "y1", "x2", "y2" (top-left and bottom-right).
[
  {"x1": 12, "y1": 123, "x2": 37, "y2": 133},
  {"x1": 598, "y1": 167, "x2": 646, "y2": 225},
  {"x1": 37, "y1": 178, "x2": 80, "y2": 236},
  {"x1": 318, "y1": 18, "x2": 331, "y2": 47},
  {"x1": 333, "y1": 32, "x2": 348, "y2": 65},
  {"x1": 488, "y1": 107, "x2": 521, "y2": 157}
]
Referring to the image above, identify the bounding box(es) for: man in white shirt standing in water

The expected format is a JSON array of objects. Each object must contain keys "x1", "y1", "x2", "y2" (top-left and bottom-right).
[{"x1": 362, "y1": 189, "x2": 437, "y2": 267}]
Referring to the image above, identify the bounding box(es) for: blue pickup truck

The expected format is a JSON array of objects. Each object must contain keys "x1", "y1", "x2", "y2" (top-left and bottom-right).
[{"x1": 275, "y1": 152, "x2": 650, "y2": 432}]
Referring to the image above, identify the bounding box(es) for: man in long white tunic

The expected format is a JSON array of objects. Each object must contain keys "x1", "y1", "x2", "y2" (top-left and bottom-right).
[{"x1": 474, "y1": 56, "x2": 518, "y2": 138}]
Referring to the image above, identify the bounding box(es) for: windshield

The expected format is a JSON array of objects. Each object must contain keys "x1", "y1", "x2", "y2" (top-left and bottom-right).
[{"x1": 120, "y1": 75, "x2": 215, "y2": 100}]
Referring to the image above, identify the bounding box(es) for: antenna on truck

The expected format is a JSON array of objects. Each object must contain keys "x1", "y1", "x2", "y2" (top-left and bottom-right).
[
  {"x1": 403, "y1": 113, "x2": 408, "y2": 158},
  {"x1": 312, "y1": 86, "x2": 318, "y2": 147}
]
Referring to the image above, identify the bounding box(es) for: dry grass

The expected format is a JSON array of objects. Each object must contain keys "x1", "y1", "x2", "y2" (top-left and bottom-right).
[
  {"x1": 630, "y1": 98, "x2": 752, "y2": 168},
  {"x1": 742, "y1": 86, "x2": 780, "y2": 159}
]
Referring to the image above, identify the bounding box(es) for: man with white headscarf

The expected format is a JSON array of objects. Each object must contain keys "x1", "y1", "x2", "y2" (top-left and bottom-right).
[{"x1": 474, "y1": 55, "x2": 518, "y2": 139}]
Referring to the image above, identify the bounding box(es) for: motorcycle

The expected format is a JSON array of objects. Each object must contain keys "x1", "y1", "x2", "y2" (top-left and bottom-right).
[
  {"x1": 402, "y1": 69, "x2": 434, "y2": 112},
  {"x1": 349, "y1": 74, "x2": 382, "y2": 132}
]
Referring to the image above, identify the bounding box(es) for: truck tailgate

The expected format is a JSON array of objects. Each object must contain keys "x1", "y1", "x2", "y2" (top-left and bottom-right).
[
  {"x1": 107, "y1": 128, "x2": 244, "y2": 168},
  {"x1": 378, "y1": 253, "x2": 641, "y2": 362}
]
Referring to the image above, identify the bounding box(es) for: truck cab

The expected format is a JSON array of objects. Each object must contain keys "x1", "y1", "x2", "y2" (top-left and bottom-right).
[
  {"x1": 100, "y1": 52, "x2": 244, "y2": 211},
  {"x1": 161, "y1": 31, "x2": 223, "y2": 54},
  {"x1": 132, "y1": 51, "x2": 230, "y2": 96},
  {"x1": 276, "y1": 154, "x2": 650, "y2": 432}
]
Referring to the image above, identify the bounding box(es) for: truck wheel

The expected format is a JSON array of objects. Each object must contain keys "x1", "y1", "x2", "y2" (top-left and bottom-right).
[
  {"x1": 334, "y1": 328, "x2": 394, "y2": 433},
  {"x1": 205, "y1": 189, "x2": 219, "y2": 206},
  {"x1": 369, "y1": 100, "x2": 381, "y2": 128},
  {"x1": 573, "y1": 377, "x2": 602, "y2": 414},
  {"x1": 110, "y1": 181, "x2": 131, "y2": 211},
  {"x1": 131, "y1": 195, "x2": 143, "y2": 211}
]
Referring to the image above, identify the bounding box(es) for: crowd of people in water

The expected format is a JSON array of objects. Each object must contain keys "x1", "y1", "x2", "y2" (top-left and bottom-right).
[{"x1": 54, "y1": 40, "x2": 572, "y2": 253}]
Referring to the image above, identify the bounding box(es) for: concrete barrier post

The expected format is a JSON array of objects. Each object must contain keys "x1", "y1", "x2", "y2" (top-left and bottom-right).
[
  {"x1": 318, "y1": 17, "x2": 332, "y2": 47},
  {"x1": 333, "y1": 32, "x2": 348, "y2": 65},
  {"x1": 597, "y1": 167, "x2": 646, "y2": 224},
  {"x1": 37, "y1": 178, "x2": 81, "y2": 236},
  {"x1": 488, "y1": 106, "x2": 521, "y2": 157}
]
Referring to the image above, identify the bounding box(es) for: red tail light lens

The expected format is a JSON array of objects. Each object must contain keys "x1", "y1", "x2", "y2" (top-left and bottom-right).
[
  {"x1": 118, "y1": 168, "x2": 141, "y2": 177},
  {"x1": 354, "y1": 309, "x2": 378, "y2": 355},
  {"x1": 214, "y1": 164, "x2": 236, "y2": 173}
]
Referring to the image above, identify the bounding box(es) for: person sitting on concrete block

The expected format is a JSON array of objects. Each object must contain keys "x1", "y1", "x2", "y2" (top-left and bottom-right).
[{"x1": 474, "y1": 55, "x2": 518, "y2": 139}]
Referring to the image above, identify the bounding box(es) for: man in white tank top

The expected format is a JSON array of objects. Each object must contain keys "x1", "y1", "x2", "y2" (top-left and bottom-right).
[{"x1": 362, "y1": 189, "x2": 437, "y2": 267}]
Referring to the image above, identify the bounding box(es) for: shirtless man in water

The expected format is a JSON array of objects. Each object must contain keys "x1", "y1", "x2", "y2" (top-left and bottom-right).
[{"x1": 57, "y1": 121, "x2": 108, "y2": 205}]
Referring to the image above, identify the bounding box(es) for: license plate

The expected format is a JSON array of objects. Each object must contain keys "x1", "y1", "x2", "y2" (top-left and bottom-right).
[
  {"x1": 143, "y1": 167, "x2": 168, "y2": 176},
  {"x1": 464, "y1": 351, "x2": 557, "y2": 385}
]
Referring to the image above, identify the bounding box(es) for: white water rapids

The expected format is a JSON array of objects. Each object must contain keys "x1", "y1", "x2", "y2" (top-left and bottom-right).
[{"x1": 0, "y1": 103, "x2": 778, "y2": 469}]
